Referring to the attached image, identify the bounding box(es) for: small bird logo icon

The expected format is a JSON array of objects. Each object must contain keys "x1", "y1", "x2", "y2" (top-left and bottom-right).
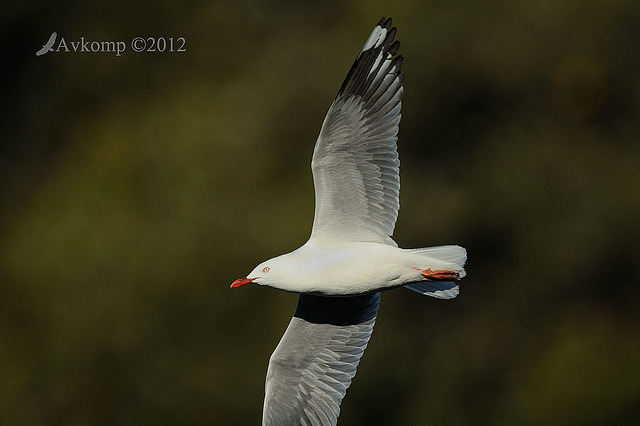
[{"x1": 36, "y1": 32, "x2": 57, "y2": 56}]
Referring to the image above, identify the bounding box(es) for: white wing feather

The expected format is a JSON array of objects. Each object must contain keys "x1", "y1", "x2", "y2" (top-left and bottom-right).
[
  {"x1": 262, "y1": 293, "x2": 380, "y2": 426},
  {"x1": 310, "y1": 18, "x2": 404, "y2": 245}
]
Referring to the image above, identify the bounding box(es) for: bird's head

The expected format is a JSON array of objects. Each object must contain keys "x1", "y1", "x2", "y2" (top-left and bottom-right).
[{"x1": 231, "y1": 259, "x2": 281, "y2": 289}]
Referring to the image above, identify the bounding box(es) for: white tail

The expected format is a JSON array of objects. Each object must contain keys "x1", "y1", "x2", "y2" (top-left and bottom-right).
[
  {"x1": 404, "y1": 245, "x2": 467, "y2": 299},
  {"x1": 404, "y1": 281, "x2": 459, "y2": 299}
]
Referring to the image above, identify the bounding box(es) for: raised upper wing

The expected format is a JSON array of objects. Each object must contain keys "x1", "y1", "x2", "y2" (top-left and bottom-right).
[
  {"x1": 262, "y1": 292, "x2": 381, "y2": 426},
  {"x1": 310, "y1": 18, "x2": 404, "y2": 244}
]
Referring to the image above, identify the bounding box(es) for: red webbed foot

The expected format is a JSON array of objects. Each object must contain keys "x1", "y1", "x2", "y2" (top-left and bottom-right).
[{"x1": 413, "y1": 267, "x2": 459, "y2": 281}]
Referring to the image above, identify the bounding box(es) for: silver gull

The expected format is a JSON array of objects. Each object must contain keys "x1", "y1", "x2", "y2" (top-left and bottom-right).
[{"x1": 231, "y1": 17, "x2": 467, "y2": 425}]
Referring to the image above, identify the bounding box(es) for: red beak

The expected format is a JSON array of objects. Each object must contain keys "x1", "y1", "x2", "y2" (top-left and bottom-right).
[{"x1": 230, "y1": 277, "x2": 255, "y2": 288}]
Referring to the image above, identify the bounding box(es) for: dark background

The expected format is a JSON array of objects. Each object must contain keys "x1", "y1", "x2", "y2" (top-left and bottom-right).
[{"x1": 2, "y1": 0, "x2": 639, "y2": 424}]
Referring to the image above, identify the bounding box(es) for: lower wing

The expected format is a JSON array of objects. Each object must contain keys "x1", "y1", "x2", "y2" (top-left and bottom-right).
[{"x1": 262, "y1": 292, "x2": 381, "y2": 426}]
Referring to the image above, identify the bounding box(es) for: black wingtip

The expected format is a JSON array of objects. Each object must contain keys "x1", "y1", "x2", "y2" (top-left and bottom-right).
[{"x1": 336, "y1": 18, "x2": 403, "y2": 100}]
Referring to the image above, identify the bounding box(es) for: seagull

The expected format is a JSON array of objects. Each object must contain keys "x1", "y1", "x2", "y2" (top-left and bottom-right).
[
  {"x1": 231, "y1": 17, "x2": 467, "y2": 425},
  {"x1": 36, "y1": 32, "x2": 57, "y2": 56}
]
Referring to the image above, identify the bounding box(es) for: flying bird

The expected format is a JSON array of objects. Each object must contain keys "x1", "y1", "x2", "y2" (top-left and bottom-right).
[
  {"x1": 36, "y1": 32, "x2": 57, "y2": 56},
  {"x1": 231, "y1": 17, "x2": 467, "y2": 425}
]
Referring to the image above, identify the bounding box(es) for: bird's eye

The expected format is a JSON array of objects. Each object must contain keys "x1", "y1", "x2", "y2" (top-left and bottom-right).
[{"x1": 262, "y1": 267, "x2": 270, "y2": 273}]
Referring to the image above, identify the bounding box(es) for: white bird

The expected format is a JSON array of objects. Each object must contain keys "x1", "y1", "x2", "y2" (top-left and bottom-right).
[{"x1": 231, "y1": 17, "x2": 467, "y2": 425}]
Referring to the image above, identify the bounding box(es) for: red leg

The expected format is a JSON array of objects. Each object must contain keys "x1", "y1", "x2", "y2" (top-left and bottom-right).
[{"x1": 413, "y1": 267, "x2": 459, "y2": 281}]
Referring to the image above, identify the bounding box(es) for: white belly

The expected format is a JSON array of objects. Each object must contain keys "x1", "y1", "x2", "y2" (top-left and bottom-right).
[{"x1": 277, "y1": 241, "x2": 422, "y2": 295}]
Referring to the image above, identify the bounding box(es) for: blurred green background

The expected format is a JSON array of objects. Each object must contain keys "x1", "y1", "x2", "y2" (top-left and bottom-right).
[{"x1": 2, "y1": 0, "x2": 640, "y2": 424}]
